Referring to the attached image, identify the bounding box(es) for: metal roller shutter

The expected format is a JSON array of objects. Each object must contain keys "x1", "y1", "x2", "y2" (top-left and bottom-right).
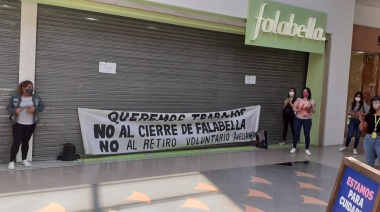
[
  {"x1": 0, "y1": 1, "x2": 20, "y2": 163},
  {"x1": 34, "y1": 5, "x2": 308, "y2": 161}
]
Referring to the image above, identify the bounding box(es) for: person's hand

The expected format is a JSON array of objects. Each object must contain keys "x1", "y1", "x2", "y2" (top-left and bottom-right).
[
  {"x1": 26, "y1": 107, "x2": 35, "y2": 114},
  {"x1": 15, "y1": 108, "x2": 23, "y2": 114}
]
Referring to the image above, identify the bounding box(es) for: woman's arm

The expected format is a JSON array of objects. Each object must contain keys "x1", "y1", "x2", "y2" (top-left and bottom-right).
[
  {"x1": 308, "y1": 100, "x2": 316, "y2": 113},
  {"x1": 35, "y1": 95, "x2": 45, "y2": 112},
  {"x1": 360, "y1": 103, "x2": 369, "y2": 116},
  {"x1": 6, "y1": 96, "x2": 15, "y2": 114},
  {"x1": 346, "y1": 104, "x2": 359, "y2": 117},
  {"x1": 283, "y1": 99, "x2": 288, "y2": 110}
]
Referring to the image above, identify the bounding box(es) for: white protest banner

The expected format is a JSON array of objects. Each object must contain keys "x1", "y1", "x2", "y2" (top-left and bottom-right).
[{"x1": 78, "y1": 106, "x2": 261, "y2": 155}]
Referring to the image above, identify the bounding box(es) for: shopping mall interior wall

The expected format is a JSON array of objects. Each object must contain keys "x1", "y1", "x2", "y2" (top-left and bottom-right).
[
  {"x1": 149, "y1": 0, "x2": 356, "y2": 146},
  {"x1": 0, "y1": 1, "x2": 21, "y2": 163},
  {"x1": 32, "y1": 5, "x2": 309, "y2": 160},
  {"x1": 354, "y1": 3, "x2": 380, "y2": 28}
]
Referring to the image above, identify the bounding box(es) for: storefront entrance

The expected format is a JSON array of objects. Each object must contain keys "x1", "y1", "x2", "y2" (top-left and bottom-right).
[{"x1": 345, "y1": 51, "x2": 380, "y2": 141}]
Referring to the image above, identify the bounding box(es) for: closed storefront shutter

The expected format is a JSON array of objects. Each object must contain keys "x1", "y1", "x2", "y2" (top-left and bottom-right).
[
  {"x1": 0, "y1": 1, "x2": 20, "y2": 163},
  {"x1": 34, "y1": 5, "x2": 308, "y2": 161}
]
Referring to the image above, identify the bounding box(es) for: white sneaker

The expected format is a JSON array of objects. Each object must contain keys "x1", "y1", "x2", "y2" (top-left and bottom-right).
[
  {"x1": 305, "y1": 149, "x2": 311, "y2": 156},
  {"x1": 353, "y1": 149, "x2": 358, "y2": 155},
  {"x1": 22, "y1": 160, "x2": 31, "y2": 167},
  {"x1": 290, "y1": 148, "x2": 296, "y2": 154},
  {"x1": 279, "y1": 141, "x2": 286, "y2": 145},
  {"x1": 8, "y1": 162, "x2": 15, "y2": 170},
  {"x1": 339, "y1": 146, "x2": 347, "y2": 151}
]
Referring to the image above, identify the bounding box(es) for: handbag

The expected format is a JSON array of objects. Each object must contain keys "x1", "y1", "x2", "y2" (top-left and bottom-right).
[{"x1": 283, "y1": 105, "x2": 294, "y2": 116}]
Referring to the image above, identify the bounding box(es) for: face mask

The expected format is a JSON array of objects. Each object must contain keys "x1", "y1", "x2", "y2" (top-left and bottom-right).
[
  {"x1": 355, "y1": 97, "x2": 361, "y2": 102},
  {"x1": 373, "y1": 103, "x2": 380, "y2": 110},
  {"x1": 289, "y1": 92, "x2": 294, "y2": 97},
  {"x1": 24, "y1": 88, "x2": 33, "y2": 95},
  {"x1": 303, "y1": 92, "x2": 309, "y2": 98}
]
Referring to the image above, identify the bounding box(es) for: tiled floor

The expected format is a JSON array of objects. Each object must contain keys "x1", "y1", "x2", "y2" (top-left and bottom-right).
[{"x1": 0, "y1": 145, "x2": 370, "y2": 212}]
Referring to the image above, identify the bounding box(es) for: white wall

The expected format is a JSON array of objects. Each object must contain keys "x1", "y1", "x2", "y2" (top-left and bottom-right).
[
  {"x1": 147, "y1": 0, "x2": 248, "y2": 18},
  {"x1": 354, "y1": 3, "x2": 380, "y2": 28},
  {"x1": 17, "y1": 1, "x2": 38, "y2": 161},
  {"x1": 149, "y1": 0, "x2": 356, "y2": 146}
]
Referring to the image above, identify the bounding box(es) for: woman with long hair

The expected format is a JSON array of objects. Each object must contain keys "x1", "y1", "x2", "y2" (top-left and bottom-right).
[
  {"x1": 290, "y1": 87, "x2": 316, "y2": 155},
  {"x1": 279, "y1": 87, "x2": 296, "y2": 145},
  {"x1": 6, "y1": 80, "x2": 45, "y2": 170},
  {"x1": 339, "y1": 92, "x2": 368, "y2": 154},
  {"x1": 359, "y1": 96, "x2": 380, "y2": 166}
]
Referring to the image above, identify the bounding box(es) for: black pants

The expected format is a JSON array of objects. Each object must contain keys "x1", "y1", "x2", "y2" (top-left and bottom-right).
[
  {"x1": 10, "y1": 123, "x2": 36, "y2": 162},
  {"x1": 282, "y1": 114, "x2": 294, "y2": 142}
]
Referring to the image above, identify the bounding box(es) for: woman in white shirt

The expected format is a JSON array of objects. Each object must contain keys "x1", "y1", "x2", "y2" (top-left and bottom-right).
[{"x1": 6, "y1": 80, "x2": 45, "y2": 170}]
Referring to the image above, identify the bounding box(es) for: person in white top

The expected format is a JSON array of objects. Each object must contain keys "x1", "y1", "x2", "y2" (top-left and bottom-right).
[{"x1": 6, "y1": 80, "x2": 45, "y2": 170}]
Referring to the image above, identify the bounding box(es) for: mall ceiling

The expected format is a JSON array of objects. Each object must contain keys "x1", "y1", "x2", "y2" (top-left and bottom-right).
[{"x1": 356, "y1": 0, "x2": 380, "y2": 7}]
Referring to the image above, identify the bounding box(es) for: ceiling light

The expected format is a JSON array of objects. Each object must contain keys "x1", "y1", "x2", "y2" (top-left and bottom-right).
[
  {"x1": 357, "y1": 51, "x2": 364, "y2": 54},
  {"x1": 147, "y1": 26, "x2": 157, "y2": 30},
  {"x1": 0, "y1": 5, "x2": 12, "y2": 8},
  {"x1": 85, "y1": 17, "x2": 98, "y2": 21}
]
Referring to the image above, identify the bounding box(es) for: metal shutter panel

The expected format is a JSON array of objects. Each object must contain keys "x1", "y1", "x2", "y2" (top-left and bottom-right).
[
  {"x1": 0, "y1": 1, "x2": 20, "y2": 163},
  {"x1": 34, "y1": 5, "x2": 308, "y2": 161}
]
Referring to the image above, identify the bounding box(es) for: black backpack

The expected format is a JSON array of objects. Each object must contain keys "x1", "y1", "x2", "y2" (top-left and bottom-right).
[
  {"x1": 255, "y1": 130, "x2": 268, "y2": 149},
  {"x1": 57, "y1": 143, "x2": 80, "y2": 161}
]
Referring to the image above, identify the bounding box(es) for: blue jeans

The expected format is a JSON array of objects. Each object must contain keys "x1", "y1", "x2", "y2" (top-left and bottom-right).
[
  {"x1": 345, "y1": 118, "x2": 361, "y2": 149},
  {"x1": 363, "y1": 134, "x2": 380, "y2": 166},
  {"x1": 293, "y1": 117, "x2": 312, "y2": 149}
]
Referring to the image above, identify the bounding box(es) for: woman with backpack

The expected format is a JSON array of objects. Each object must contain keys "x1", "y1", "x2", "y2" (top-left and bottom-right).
[
  {"x1": 6, "y1": 80, "x2": 45, "y2": 170},
  {"x1": 290, "y1": 87, "x2": 316, "y2": 155},
  {"x1": 279, "y1": 87, "x2": 296, "y2": 145},
  {"x1": 339, "y1": 92, "x2": 368, "y2": 155}
]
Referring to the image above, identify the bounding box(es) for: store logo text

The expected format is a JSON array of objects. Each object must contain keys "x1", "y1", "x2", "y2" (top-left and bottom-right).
[{"x1": 252, "y1": 3, "x2": 326, "y2": 41}]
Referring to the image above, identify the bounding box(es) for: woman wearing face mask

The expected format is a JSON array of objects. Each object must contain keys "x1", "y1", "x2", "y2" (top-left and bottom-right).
[
  {"x1": 339, "y1": 92, "x2": 368, "y2": 154},
  {"x1": 290, "y1": 87, "x2": 316, "y2": 155},
  {"x1": 359, "y1": 96, "x2": 380, "y2": 166},
  {"x1": 6, "y1": 80, "x2": 45, "y2": 170},
  {"x1": 280, "y1": 87, "x2": 296, "y2": 145}
]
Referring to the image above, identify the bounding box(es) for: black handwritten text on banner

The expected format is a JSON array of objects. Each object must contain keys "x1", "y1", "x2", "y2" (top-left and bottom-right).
[{"x1": 78, "y1": 106, "x2": 260, "y2": 155}]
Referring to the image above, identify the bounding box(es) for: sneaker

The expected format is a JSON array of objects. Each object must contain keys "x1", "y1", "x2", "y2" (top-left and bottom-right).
[
  {"x1": 305, "y1": 149, "x2": 311, "y2": 156},
  {"x1": 8, "y1": 162, "x2": 15, "y2": 170},
  {"x1": 22, "y1": 160, "x2": 31, "y2": 167},
  {"x1": 290, "y1": 148, "x2": 296, "y2": 154},
  {"x1": 353, "y1": 149, "x2": 358, "y2": 155},
  {"x1": 279, "y1": 141, "x2": 286, "y2": 145},
  {"x1": 339, "y1": 147, "x2": 347, "y2": 151}
]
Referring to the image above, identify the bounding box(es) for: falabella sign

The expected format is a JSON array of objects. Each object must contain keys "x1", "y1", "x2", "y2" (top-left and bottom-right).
[
  {"x1": 245, "y1": 0, "x2": 327, "y2": 54},
  {"x1": 252, "y1": 3, "x2": 326, "y2": 41}
]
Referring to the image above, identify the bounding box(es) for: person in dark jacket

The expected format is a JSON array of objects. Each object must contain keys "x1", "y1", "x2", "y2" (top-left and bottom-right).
[
  {"x1": 280, "y1": 87, "x2": 296, "y2": 145},
  {"x1": 6, "y1": 80, "x2": 45, "y2": 170},
  {"x1": 359, "y1": 96, "x2": 380, "y2": 166}
]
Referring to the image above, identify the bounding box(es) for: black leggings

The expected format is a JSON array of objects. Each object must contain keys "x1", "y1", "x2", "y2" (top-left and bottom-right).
[
  {"x1": 10, "y1": 123, "x2": 36, "y2": 162},
  {"x1": 283, "y1": 114, "x2": 294, "y2": 142}
]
